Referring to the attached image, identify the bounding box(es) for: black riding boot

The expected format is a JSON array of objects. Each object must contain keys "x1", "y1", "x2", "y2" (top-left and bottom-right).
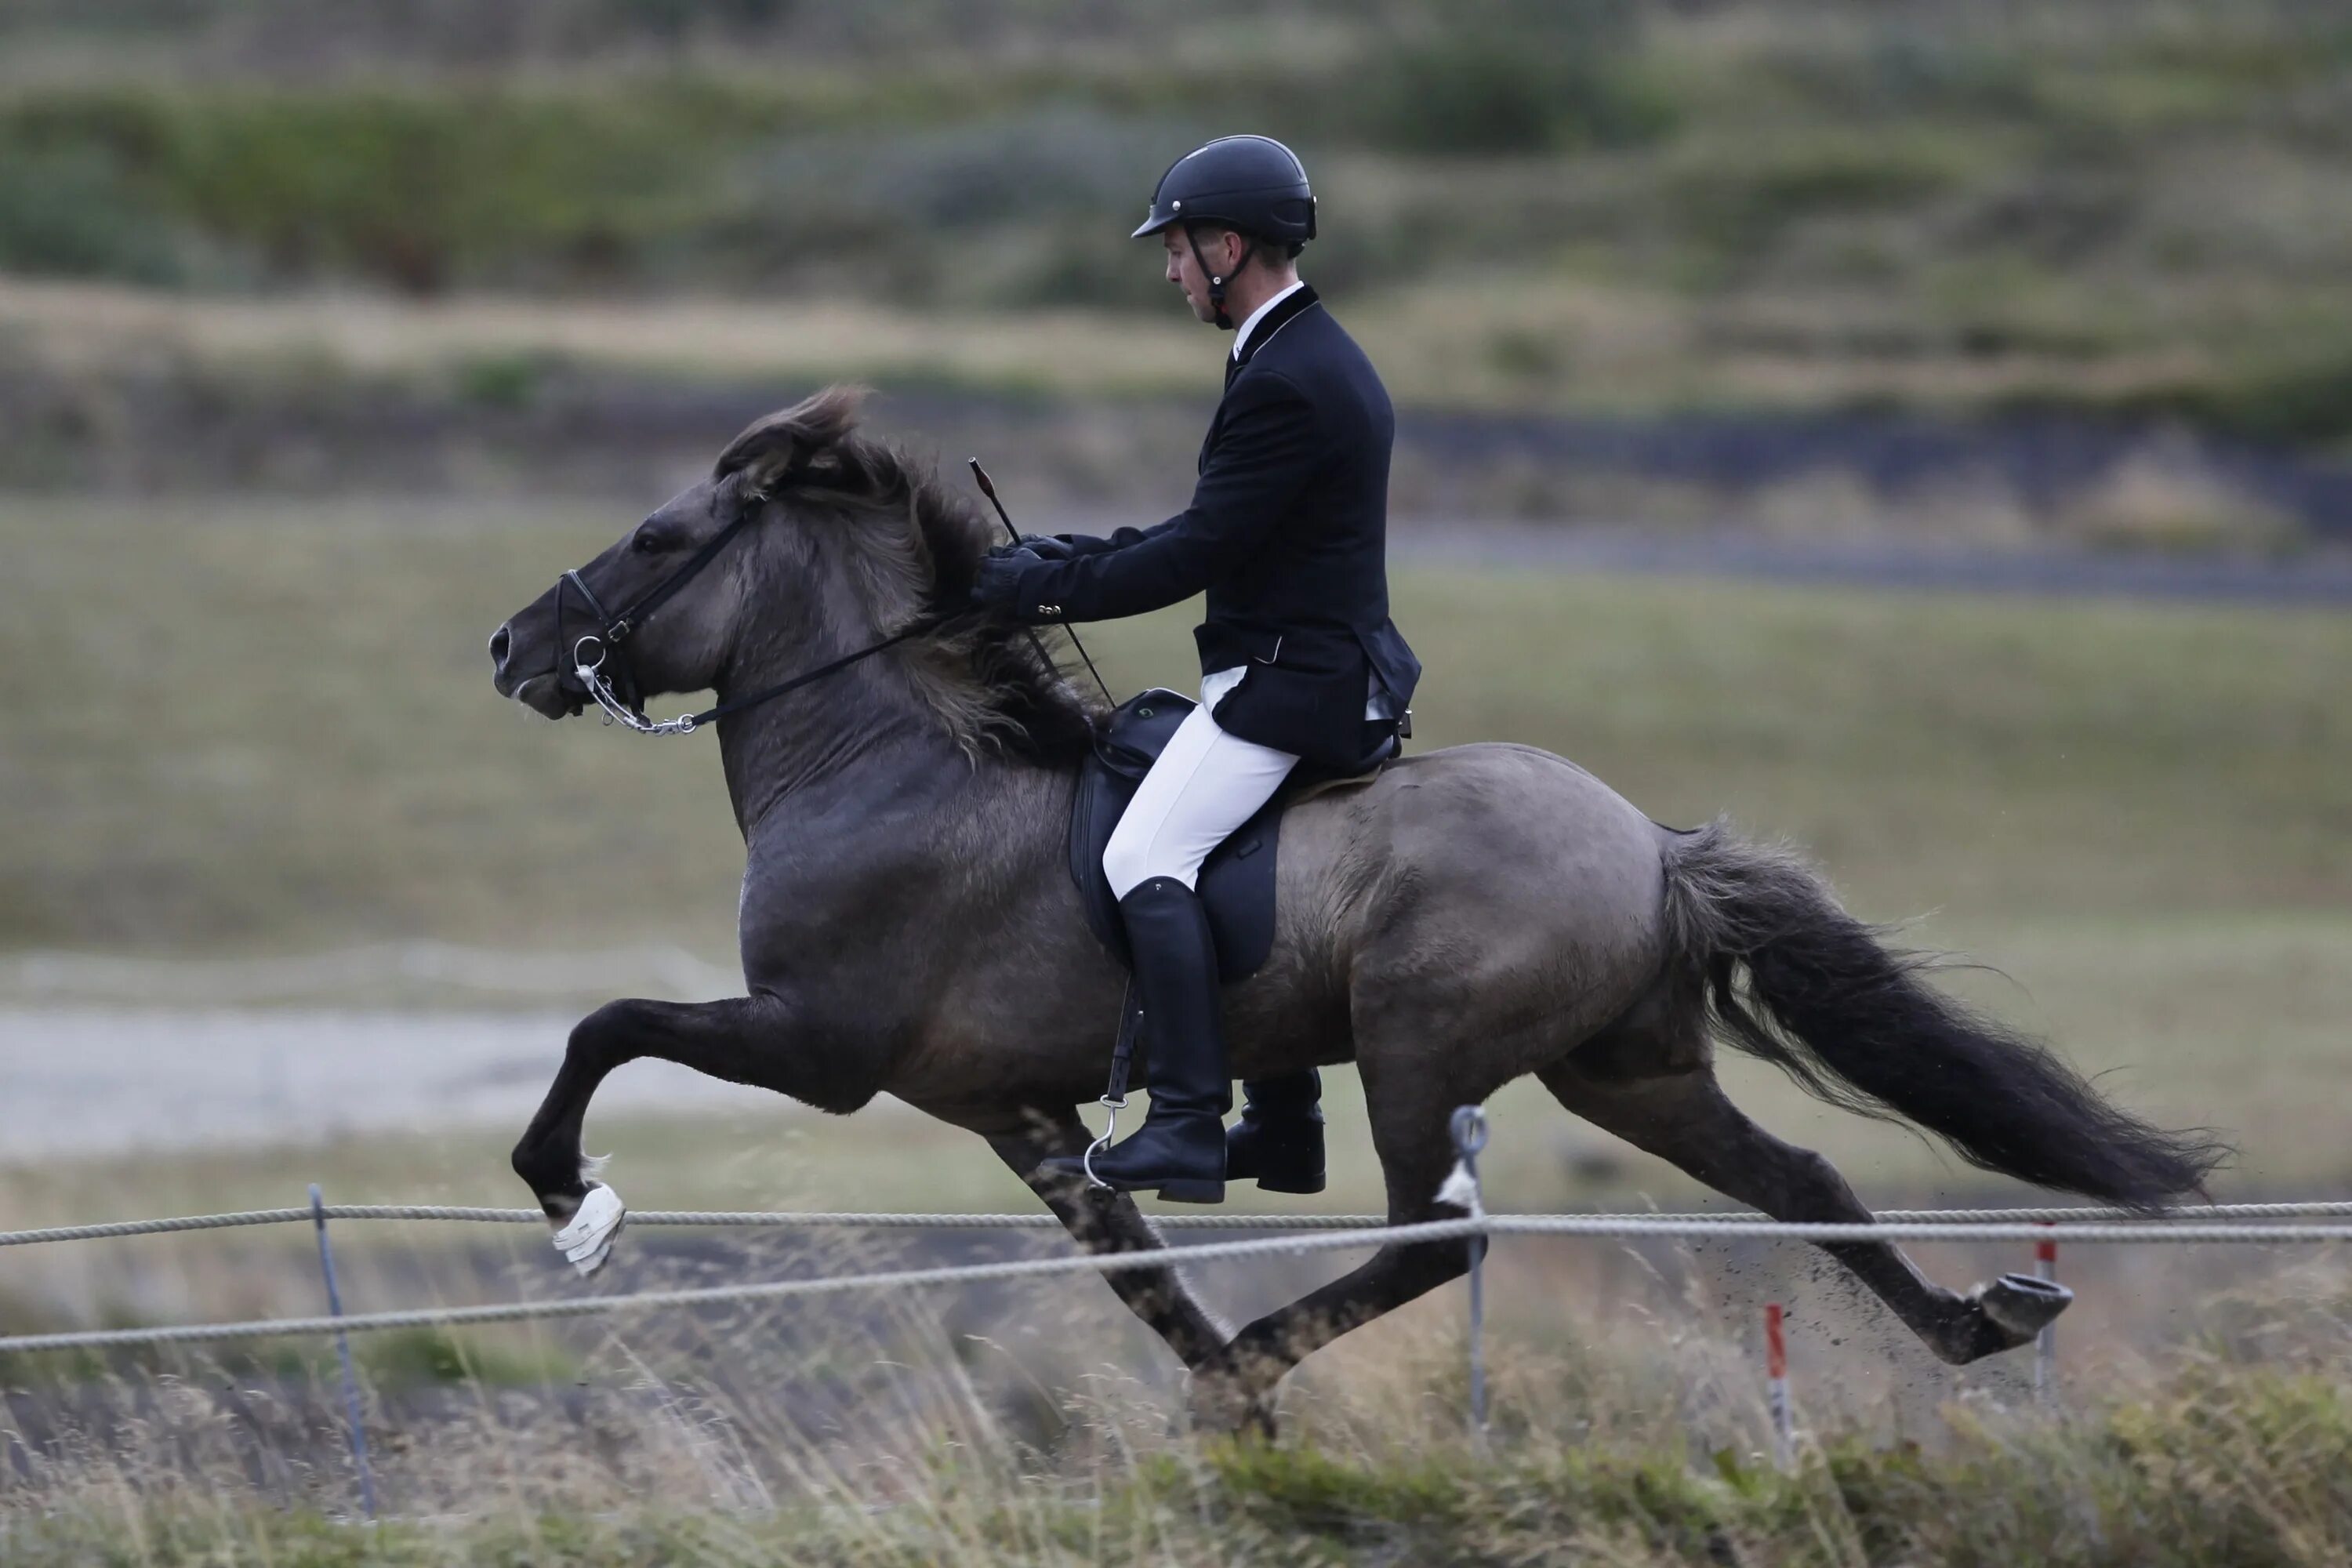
[
  {"x1": 1225, "y1": 1069, "x2": 1327, "y2": 1193},
  {"x1": 1044, "y1": 876, "x2": 1231, "y2": 1203}
]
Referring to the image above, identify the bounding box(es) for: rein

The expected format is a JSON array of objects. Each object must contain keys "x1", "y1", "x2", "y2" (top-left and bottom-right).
[
  {"x1": 554, "y1": 513, "x2": 935, "y2": 740},
  {"x1": 572, "y1": 618, "x2": 934, "y2": 739}
]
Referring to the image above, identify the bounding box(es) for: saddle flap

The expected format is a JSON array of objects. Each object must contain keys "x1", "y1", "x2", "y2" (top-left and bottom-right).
[{"x1": 1068, "y1": 689, "x2": 1400, "y2": 984}]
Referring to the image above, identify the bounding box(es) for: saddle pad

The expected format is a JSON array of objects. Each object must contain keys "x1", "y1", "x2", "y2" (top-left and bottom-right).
[{"x1": 1069, "y1": 688, "x2": 1399, "y2": 983}]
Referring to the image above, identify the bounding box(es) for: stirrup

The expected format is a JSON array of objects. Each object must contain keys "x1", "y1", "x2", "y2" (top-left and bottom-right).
[
  {"x1": 1081, "y1": 977, "x2": 1145, "y2": 1191},
  {"x1": 1080, "y1": 1091, "x2": 1125, "y2": 1192}
]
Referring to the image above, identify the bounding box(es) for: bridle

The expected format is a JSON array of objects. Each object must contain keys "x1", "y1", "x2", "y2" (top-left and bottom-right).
[{"x1": 553, "y1": 509, "x2": 932, "y2": 739}]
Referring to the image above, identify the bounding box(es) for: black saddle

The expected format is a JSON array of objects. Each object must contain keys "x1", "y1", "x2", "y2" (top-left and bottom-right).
[{"x1": 1069, "y1": 689, "x2": 1401, "y2": 982}]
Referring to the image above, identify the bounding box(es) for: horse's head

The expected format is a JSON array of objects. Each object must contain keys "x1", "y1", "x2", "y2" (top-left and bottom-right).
[
  {"x1": 491, "y1": 386, "x2": 914, "y2": 721},
  {"x1": 489, "y1": 385, "x2": 1094, "y2": 757}
]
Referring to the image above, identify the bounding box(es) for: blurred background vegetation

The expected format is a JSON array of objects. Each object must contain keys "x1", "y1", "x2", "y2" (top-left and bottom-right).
[{"x1": 3, "y1": 0, "x2": 2352, "y2": 459}]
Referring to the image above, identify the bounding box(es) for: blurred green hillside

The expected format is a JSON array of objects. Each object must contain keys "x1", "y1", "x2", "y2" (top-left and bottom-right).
[{"x1": 5, "y1": 0, "x2": 2352, "y2": 441}]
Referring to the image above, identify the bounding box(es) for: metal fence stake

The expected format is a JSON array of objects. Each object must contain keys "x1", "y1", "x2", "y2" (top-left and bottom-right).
[
  {"x1": 1766, "y1": 1302, "x2": 1794, "y2": 1468},
  {"x1": 1446, "y1": 1105, "x2": 1490, "y2": 1446},
  {"x1": 310, "y1": 1184, "x2": 378, "y2": 1519},
  {"x1": 2034, "y1": 1225, "x2": 2058, "y2": 1404}
]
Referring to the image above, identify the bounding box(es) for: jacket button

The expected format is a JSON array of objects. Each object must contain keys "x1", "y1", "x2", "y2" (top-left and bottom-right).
[{"x1": 1038, "y1": 603, "x2": 1061, "y2": 615}]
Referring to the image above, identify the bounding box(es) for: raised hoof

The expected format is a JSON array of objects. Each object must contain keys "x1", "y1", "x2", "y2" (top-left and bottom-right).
[
  {"x1": 1931, "y1": 1272, "x2": 2074, "y2": 1363},
  {"x1": 1978, "y1": 1271, "x2": 2073, "y2": 1338},
  {"x1": 551, "y1": 1182, "x2": 626, "y2": 1276}
]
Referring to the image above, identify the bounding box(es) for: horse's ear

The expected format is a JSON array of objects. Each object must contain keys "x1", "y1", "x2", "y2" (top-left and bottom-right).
[{"x1": 714, "y1": 384, "x2": 869, "y2": 495}]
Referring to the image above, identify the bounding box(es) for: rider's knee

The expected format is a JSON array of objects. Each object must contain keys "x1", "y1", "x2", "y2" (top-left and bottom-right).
[{"x1": 1103, "y1": 826, "x2": 1191, "y2": 902}]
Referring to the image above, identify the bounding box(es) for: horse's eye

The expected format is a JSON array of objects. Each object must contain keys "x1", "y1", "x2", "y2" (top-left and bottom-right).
[{"x1": 633, "y1": 529, "x2": 666, "y2": 555}]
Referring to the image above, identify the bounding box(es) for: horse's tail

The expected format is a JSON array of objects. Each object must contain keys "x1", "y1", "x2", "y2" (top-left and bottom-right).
[{"x1": 1657, "y1": 819, "x2": 2225, "y2": 1208}]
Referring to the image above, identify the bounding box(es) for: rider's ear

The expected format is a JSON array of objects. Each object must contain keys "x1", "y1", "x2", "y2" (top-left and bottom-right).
[{"x1": 714, "y1": 384, "x2": 869, "y2": 498}]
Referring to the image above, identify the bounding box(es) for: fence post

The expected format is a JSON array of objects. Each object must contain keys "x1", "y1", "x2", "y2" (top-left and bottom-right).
[
  {"x1": 309, "y1": 1184, "x2": 378, "y2": 1519},
  {"x1": 1444, "y1": 1105, "x2": 1490, "y2": 1446},
  {"x1": 2034, "y1": 1224, "x2": 2058, "y2": 1403},
  {"x1": 1766, "y1": 1302, "x2": 1794, "y2": 1468}
]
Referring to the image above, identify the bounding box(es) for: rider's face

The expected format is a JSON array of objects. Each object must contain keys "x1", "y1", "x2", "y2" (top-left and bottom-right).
[{"x1": 1163, "y1": 227, "x2": 1238, "y2": 324}]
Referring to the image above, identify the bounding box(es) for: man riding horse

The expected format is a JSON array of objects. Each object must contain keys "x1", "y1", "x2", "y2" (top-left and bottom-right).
[
  {"x1": 488, "y1": 132, "x2": 2216, "y2": 1432},
  {"x1": 970, "y1": 135, "x2": 1420, "y2": 1203}
]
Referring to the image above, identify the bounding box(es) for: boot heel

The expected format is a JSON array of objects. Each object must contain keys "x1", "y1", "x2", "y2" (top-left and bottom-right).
[
  {"x1": 1254, "y1": 1170, "x2": 1327, "y2": 1196},
  {"x1": 1156, "y1": 1178, "x2": 1226, "y2": 1204}
]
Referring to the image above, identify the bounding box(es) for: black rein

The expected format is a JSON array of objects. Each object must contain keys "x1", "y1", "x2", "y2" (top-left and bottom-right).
[{"x1": 556, "y1": 512, "x2": 938, "y2": 738}]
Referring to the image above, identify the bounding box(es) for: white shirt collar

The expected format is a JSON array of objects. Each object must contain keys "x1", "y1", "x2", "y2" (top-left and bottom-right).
[{"x1": 1232, "y1": 281, "x2": 1307, "y2": 360}]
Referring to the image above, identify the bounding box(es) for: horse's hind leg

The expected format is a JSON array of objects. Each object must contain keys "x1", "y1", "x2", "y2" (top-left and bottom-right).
[
  {"x1": 990, "y1": 1119, "x2": 1233, "y2": 1373},
  {"x1": 1540, "y1": 1044, "x2": 2064, "y2": 1365},
  {"x1": 1187, "y1": 1054, "x2": 1478, "y2": 1433}
]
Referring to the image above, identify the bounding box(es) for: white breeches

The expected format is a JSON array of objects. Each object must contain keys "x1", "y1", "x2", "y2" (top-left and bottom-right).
[{"x1": 1102, "y1": 692, "x2": 1299, "y2": 899}]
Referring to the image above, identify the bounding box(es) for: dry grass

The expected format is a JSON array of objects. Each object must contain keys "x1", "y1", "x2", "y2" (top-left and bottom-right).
[{"x1": 5, "y1": 1227, "x2": 2352, "y2": 1564}]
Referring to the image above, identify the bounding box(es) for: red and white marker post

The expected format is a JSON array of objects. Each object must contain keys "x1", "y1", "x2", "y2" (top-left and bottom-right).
[
  {"x1": 2034, "y1": 1223, "x2": 2058, "y2": 1402},
  {"x1": 1766, "y1": 1301, "x2": 1794, "y2": 1467}
]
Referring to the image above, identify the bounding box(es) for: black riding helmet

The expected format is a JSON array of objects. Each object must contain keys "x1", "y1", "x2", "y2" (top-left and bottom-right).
[{"x1": 1132, "y1": 135, "x2": 1316, "y2": 329}]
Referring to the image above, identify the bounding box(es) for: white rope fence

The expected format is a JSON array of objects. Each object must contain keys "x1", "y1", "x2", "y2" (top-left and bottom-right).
[
  {"x1": 7, "y1": 1106, "x2": 2349, "y2": 1512},
  {"x1": 9, "y1": 1199, "x2": 2352, "y2": 1250},
  {"x1": 5, "y1": 1211, "x2": 2350, "y2": 1356}
]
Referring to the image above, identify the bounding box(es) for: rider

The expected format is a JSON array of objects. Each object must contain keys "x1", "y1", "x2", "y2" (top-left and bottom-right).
[{"x1": 970, "y1": 134, "x2": 1420, "y2": 1201}]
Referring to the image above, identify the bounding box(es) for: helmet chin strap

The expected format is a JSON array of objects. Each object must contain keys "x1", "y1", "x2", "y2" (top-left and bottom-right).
[{"x1": 1185, "y1": 225, "x2": 1247, "y2": 331}]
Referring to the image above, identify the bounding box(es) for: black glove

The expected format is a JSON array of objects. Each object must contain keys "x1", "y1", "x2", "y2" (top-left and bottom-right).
[
  {"x1": 1014, "y1": 532, "x2": 1081, "y2": 561},
  {"x1": 970, "y1": 546, "x2": 1040, "y2": 612}
]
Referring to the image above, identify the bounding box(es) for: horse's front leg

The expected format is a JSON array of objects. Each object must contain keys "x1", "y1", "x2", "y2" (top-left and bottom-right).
[
  {"x1": 511, "y1": 993, "x2": 869, "y2": 1273},
  {"x1": 990, "y1": 1119, "x2": 1235, "y2": 1374}
]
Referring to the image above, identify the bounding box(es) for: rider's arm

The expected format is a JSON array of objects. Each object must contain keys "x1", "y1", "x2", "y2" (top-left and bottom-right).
[
  {"x1": 1004, "y1": 373, "x2": 1317, "y2": 623},
  {"x1": 1017, "y1": 532, "x2": 1127, "y2": 559}
]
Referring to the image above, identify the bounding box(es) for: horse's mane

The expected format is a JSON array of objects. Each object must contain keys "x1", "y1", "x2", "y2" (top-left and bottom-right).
[{"x1": 716, "y1": 387, "x2": 1105, "y2": 768}]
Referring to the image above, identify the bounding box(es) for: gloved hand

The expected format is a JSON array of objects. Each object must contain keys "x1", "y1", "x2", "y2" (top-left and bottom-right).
[
  {"x1": 970, "y1": 545, "x2": 1040, "y2": 612},
  {"x1": 1013, "y1": 532, "x2": 1081, "y2": 561}
]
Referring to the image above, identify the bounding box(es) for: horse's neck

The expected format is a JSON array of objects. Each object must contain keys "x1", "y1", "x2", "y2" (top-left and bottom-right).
[
  {"x1": 709, "y1": 652, "x2": 1064, "y2": 849},
  {"x1": 711, "y1": 661, "x2": 914, "y2": 836}
]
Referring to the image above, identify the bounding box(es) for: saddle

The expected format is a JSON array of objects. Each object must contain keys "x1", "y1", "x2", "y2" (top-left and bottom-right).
[{"x1": 1069, "y1": 689, "x2": 1401, "y2": 982}]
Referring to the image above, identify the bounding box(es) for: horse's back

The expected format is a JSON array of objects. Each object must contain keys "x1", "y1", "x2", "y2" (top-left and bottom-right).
[
  {"x1": 1287, "y1": 740, "x2": 1664, "y2": 909},
  {"x1": 1256, "y1": 741, "x2": 1671, "y2": 1075}
]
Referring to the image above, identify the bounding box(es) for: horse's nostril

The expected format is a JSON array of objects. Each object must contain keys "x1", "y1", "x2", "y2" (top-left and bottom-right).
[{"x1": 488, "y1": 623, "x2": 512, "y2": 672}]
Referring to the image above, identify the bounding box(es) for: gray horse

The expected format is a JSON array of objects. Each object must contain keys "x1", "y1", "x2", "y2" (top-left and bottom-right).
[{"x1": 488, "y1": 387, "x2": 2220, "y2": 1431}]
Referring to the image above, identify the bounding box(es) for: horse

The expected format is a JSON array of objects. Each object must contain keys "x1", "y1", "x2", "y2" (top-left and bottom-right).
[{"x1": 487, "y1": 386, "x2": 2223, "y2": 1432}]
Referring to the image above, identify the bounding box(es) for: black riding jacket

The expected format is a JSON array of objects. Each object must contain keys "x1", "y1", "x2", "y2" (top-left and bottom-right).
[{"x1": 1005, "y1": 285, "x2": 1421, "y2": 769}]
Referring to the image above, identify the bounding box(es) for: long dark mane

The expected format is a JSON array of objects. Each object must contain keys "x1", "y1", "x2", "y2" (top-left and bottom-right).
[{"x1": 718, "y1": 387, "x2": 1105, "y2": 767}]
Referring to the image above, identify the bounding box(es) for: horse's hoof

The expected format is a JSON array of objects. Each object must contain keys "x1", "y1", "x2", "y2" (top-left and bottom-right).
[
  {"x1": 552, "y1": 1182, "x2": 626, "y2": 1276},
  {"x1": 1186, "y1": 1370, "x2": 1278, "y2": 1440},
  {"x1": 1978, "y1": 1272, "x2": 2072, "y2": 1340}
]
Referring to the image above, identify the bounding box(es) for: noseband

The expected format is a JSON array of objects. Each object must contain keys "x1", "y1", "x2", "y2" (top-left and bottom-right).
[{"x1": 554, "y1": 512, "x2": 933, "y2": 739}]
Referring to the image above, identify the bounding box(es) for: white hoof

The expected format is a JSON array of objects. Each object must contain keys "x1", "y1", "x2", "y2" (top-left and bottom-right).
[{"x1": 551, "y1": 1183, "x2": 626, "y2": 1276}]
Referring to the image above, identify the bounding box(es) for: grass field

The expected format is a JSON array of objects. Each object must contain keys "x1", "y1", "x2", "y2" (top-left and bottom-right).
[
  {"x1": 0, "y1": 494, "x2": 2347, "y2": 1201},
  {"x1": 2, "y1": 492, "x2": 2349, "y2": 1562},
  {"x1": 6, "y1": 1237, "x2": 2352, "y2": 1566}
]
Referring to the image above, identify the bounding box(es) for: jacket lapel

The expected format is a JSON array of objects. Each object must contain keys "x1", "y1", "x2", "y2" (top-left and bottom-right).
[
  {"x1": 1231, "y1": 285, "x2": 1319, "y2": 374},
  {"x1": 1206, "y1": 285, "x2": 1320, "y2": 471}
]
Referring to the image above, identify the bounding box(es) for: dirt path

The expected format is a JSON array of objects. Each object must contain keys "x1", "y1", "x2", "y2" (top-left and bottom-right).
[{"x1": 0, "y1": 1007, "x2": 781, "y2": 1157}]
